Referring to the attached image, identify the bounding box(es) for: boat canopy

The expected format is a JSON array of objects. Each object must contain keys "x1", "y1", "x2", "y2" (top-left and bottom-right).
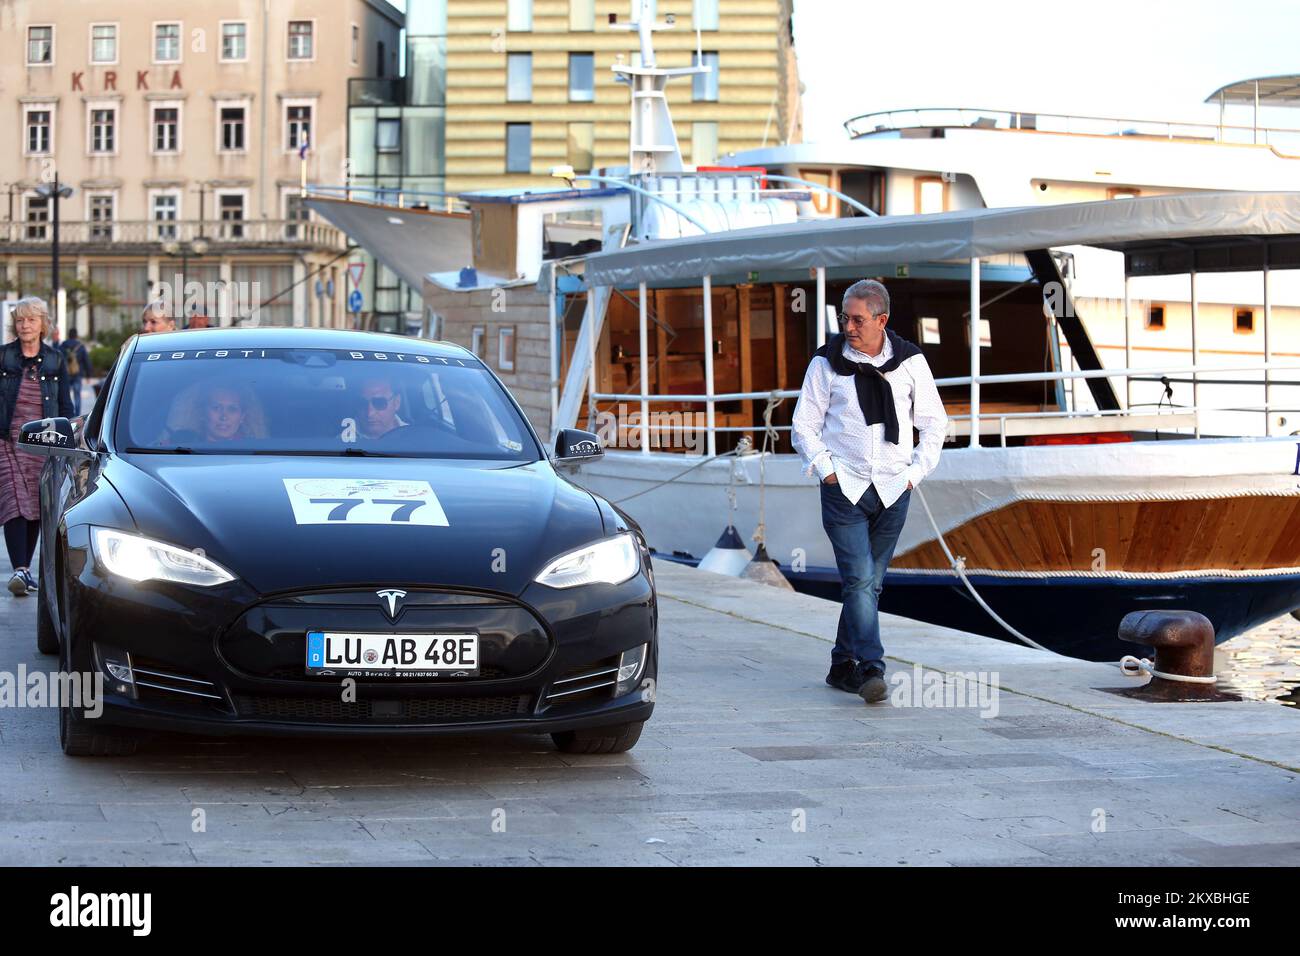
[
  {"x1": 303, "y1": 196, "x2": 472, "y2": 290},
  {"x1": 580, "y1": 191, "x2": 1300, "y2": 287},
  {"x1": 1205, "y1": 75, "x2": 1300, "y2": 106}
]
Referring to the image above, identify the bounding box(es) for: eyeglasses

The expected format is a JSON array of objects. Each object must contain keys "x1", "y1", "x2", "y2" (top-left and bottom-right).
[
  {"x1": 359, "y1": 395, "x2": 394, "y2": 410},
  {"x1": 840, "y1": 313, "x2": 878, "y2": 327}
]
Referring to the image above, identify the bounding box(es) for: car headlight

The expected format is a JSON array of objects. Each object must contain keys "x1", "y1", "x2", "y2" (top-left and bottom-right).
[
  {"x1": 534, "y1": 533, "x2": 640, "y2": 588},
  {"x1": 91, "y1": 527, "x2": 236, "y2": 587}
]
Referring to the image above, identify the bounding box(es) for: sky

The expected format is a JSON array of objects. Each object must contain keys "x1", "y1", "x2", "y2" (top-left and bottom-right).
[{"x1": 791, "y1": 0, "x2": 1300, "y2": 143}]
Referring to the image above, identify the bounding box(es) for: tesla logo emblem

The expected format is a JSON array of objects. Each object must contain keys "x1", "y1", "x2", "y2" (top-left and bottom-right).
[{"x1": 376, "y1": 589, "x2": 407, "y2": 620}]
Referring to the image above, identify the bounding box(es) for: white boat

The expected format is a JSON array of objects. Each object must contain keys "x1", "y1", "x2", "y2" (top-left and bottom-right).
[{"x1": 311, "y1": 4, "x2": 1300, "y2": 660}]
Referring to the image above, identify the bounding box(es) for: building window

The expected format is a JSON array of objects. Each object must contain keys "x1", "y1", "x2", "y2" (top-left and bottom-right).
[
  {"x1": 569, "y1": 52, "x2": 595, "y2": 102},
  {"x1": 567, "y1": 122, "x2": 594, "y2": 171},
  {"x1": 1235, "y1": 307, "x2": 1255, "y2": 334},
  {"x1": 284, "y1": 191, "x2": 309, "y2": 239},
  {"x1": 351, "y1": 24, "x2": 359, "y2": 65},
  {"x1": 152, "y1": 106, "x2": 180, "y2": 152},
  {"x1": 219, "y1": 193, "x2": 245, "y2": 239},
  {"x1": 89, "y1": 107, "x2": 116, "y2": 153},
  {"x1": 286, "y1": 104, "x2": 313, "y2": 152},
  {"x1": 25, "y1": 110, "x2": 52, "y2": 155},
  {"x1": 1107, "y1": 187, "x2": 1141, "y2": 200},
  {"x1": 25, "y1": 196, "x2": 49, "y2": 240},
  {"x1": 693, "y1": 0, "x2": 720, "y2": 30},
  {"x1": 506, "y1": 123, "x2": 532, "y2": 174},
  {"x1": 471, "y1": 326, "x2": 486, "y2": 358},
  {"x1": 221, "y1": 22, "x2": 247, "y2": 61},
  {"x1": 88, "y1": 194, "x2": 115, "y2": 241},
  {"x1": 691, "y1": 121, "x2": 718, "y2": 166},
  {"x1": 288, "y1": 20, "x2": 314, "y2": 59},
  {"x1": 151, "y1": 192, "x2": 179, "y2": 240},
  {"x1": 915, "y1": 176, "x2": 947, "y2": 214},
  {"x1": 692, "y1": 51, "x2": 719, "y2": 101},
  {"x1": 570, "y1": 0, "x2": 595, "y2": 31},
  {"x1": 1146, "y1": 304, "x2": 1165, "y2": 330},
  {"x1": 90, "y1": 24, "x2": 117, "y2": 64},
  {"x1": 27, "y1": 26, "x2": 53, "y2": 65},
  {"x1": 220, "y1": 106, "x2": 246, "y2": 151},
  {"x1": 506, "y1": 52, "x2": 532, "y2": 102},
  {"x1": 154, "y1": 22, "x2": 181, "y2": 63},
  {"x1": 507, "y1": 0, "x2": 533, "y2": 31},
  {"x1": 376, "y1": 118, "x2": 401, "y2": 153},
  {"x1": 498, "y1": 327, "x2": 516, "y2": 371}
]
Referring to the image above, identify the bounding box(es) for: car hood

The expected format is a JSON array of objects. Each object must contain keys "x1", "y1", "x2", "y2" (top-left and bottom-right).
[{"x1": 102, "y1": 454, "x2": 605, "y2": 596}]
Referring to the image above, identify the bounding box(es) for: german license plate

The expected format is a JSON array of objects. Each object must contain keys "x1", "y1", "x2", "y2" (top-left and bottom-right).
[{"x1": 306, "y1": 631, "x2": 479, "y2": 678}]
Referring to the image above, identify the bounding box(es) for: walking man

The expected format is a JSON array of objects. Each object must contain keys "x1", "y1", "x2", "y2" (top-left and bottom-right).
[
  {"x1": 59, "y1": 327, "x2": 93, "y2": 416},
  {"x1": 791, "y1": 279, "x2": 947, "y2": 703}
]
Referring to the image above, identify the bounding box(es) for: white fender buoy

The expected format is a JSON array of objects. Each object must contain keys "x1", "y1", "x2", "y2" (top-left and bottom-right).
[{"x1": 697, "y1": 525, "x2": 752, "y2": 576}]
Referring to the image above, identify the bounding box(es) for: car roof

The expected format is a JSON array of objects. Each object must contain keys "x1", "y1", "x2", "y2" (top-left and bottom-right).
[{"x1": 132, "y1": 327, "x2": 475, "y2": 359}]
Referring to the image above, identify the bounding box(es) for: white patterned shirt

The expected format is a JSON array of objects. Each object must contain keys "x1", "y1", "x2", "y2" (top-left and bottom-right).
[{"x1": 791, "y1": 335, "x2": 948, "y2": 507}]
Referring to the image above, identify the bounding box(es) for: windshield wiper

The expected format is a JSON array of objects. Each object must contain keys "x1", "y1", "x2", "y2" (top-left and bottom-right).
[
  {"x1": 125, "y1": 446, "x2": 196, "y2": 454},
  {"x1": 245, "y1": 448, "x2": 400, "y2": 457}
]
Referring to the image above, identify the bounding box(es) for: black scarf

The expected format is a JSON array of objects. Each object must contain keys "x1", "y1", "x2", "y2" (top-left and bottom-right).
[{"x1": 813, "y1": 329, "x2": 922, "y2": 444}]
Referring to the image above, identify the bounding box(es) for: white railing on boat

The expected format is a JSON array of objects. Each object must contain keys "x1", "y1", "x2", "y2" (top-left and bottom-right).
[{"x1": 589, "y1": 360, "x2": 1300, "y2": 452}]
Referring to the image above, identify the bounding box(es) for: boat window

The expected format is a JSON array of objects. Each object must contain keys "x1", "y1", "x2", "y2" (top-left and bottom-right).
[
  {"x1": 1146, "y1": 304, "x2": 1166, "y2": 330},
  {"x1": 919, "y1": 317, "x2": 941, "y2": 345},
  {"x1": 1235, "y1": 308, "x2": 1255, "y2": 334}
]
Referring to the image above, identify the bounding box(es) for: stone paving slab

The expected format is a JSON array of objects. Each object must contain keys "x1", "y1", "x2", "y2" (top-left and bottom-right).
[{"x1": 0, "y1": 555, "x2": 1294, "y2": 865}]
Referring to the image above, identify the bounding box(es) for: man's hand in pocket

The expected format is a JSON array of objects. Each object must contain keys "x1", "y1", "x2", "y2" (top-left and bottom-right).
[{"x1": 823, "y1": 473, "x2": 839, "y2": 485}]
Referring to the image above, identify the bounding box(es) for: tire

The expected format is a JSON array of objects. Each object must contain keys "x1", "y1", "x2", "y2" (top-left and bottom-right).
[
  {"x1": 36, "y1": 593, "x2": 58, "y2": 656},
  {"x1": 58, "y1": 624, "x2": 138, "y2": 757},
  {"x1": 60, "y1": 699, "x2": 138, "y2": 757},
  {"x1": 552, "y1": 720, "x2": 645, "y2": 755}
]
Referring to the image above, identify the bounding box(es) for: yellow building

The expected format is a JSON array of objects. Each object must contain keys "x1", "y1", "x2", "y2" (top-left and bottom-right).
[{"x1": 444, "y1": 0, "x2": 802, "y2": 193}]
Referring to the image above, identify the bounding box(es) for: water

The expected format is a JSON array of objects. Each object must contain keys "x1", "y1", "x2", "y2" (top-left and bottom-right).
[{"x1": 1216, "y1": 614, "x2": 1300, "y2": 708}]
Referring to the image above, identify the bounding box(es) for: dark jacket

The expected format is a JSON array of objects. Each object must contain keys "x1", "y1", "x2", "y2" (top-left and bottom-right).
[
  {"x1": 0, "y1": 340, "x2": 75, "y2": 440},
  {"x1": 60, "y1": 338, "x2": 93, "y2": 379}
]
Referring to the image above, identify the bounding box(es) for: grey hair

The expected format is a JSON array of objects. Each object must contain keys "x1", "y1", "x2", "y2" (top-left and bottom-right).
[
  {"x1": 9, "y1": 296, "x2": 50, "y2": 338},
  {"x1": 141, "y1": 298, "x2": 173, "y2": 322},
  {"x1": 842, "y1": 279, "x2": 890, "y2": 319}
]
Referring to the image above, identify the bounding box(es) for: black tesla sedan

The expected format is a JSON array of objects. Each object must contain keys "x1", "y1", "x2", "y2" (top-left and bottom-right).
[{"x1": 20, "y1": 328, "x2": 656, "y2": 756}]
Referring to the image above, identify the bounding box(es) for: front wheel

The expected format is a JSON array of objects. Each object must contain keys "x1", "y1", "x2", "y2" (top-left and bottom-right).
[
  {"x1": 552, "y1": 720, "x2": 645, "y2": 755},
  {"x1": 36, "y1": 592, "x2": 58, "y2": 655}
]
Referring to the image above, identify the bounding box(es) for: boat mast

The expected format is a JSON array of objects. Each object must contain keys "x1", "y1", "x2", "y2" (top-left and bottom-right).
[{"x1": 610, "y1": 0, "x2": 710, "y2": 177}]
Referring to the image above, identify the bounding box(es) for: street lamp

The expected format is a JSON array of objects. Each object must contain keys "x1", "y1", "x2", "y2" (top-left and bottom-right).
[
  {"x1": 161, "y1": 236, "x2": 210, "y2": 326},
  {"x1": 33, "y1": 177, "x2": 74, "y2": 338}
]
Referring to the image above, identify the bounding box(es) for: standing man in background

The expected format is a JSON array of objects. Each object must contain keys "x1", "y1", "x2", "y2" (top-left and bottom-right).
[{"x1": 791, "y1": 279, "x2": 948, "y2": 704}]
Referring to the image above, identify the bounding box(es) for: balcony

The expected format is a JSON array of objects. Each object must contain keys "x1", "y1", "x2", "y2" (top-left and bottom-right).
[{"x1": 0, "y1": 219, "x2": 347, "y2": 253}]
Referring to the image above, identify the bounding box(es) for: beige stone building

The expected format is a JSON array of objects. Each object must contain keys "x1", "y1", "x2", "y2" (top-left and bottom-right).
[
  {"x1": 0, "y1": 0, "x2": 403, "y2": 335},
  {"x1": 445, "y1": 0, "x2": 802, "y2": 192}
]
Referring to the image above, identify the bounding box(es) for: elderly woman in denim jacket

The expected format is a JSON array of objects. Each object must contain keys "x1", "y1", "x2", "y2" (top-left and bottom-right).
[{"x1": 0, "y1": 297, "x2": 74, "y2": 595}]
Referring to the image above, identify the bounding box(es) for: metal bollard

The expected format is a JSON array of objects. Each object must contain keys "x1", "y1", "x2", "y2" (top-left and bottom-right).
[{"x1": 1115, "y1": 610, "x2": 1233, "y2": 702}]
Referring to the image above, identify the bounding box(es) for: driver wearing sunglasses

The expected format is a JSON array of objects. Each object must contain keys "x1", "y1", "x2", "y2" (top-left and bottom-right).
[{"x1": 356, "y1": 376, "x2": 408, "y2": 439}]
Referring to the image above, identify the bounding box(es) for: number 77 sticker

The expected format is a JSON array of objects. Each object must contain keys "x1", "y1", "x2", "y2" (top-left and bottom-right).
[{"x1": 282, "y1": 478, "x2": 450, "y2": 526}]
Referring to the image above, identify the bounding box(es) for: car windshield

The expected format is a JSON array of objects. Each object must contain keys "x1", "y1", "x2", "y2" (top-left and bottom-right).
[{"x1": 114, "y1": 346, "x2": 540, "y2": 461}]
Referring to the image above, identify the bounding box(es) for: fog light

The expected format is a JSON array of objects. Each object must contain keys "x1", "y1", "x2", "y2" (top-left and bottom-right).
[
  {"x1": 95, "y1": 646, "x2": 137, "y2": 699},
  {"x1": 615, "y1": 644, "x2": 647, "y2": 696}
]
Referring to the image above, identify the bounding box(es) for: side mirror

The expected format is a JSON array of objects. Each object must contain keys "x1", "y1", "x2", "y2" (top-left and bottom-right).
[
  {"x1": 553, "y1": 428, "x2": 604, "y2": 465},
  {"x1": 17, "y1": 417, "x2": 89, "y2": 459}
]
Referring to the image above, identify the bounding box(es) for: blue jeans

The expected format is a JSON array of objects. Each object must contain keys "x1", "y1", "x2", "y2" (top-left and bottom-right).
[
  {"x1": 68, "y1": 376, "x2": 83, "y2": 416},
  {"x1": 820, "y1": 481, "x2": 911, "y2": 671}
]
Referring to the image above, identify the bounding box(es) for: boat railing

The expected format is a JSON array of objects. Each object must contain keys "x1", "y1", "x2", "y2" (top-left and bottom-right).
[
  {"x1": 842, "y1": 107, "x2": 1300, "y2": 147},
  {"x1": 304, "y1": 184, "x2": 471, "y2": 215},
  {"x1": 589, "y1": 359, "x2": 1300, "y2": 453}
]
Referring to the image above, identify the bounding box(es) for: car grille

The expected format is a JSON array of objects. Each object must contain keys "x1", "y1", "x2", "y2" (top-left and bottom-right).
[
  {"x1": 232, "y1": 693, "x2": 532, "y2": 722},
  {"x1": 544, "y1": 656, "x2": 619, "y2": 705}
]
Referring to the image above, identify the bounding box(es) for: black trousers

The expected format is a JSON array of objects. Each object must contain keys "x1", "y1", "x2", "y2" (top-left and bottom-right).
[{"x1": 4, "y1": 517, "x2": 39, "y2": 570}]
